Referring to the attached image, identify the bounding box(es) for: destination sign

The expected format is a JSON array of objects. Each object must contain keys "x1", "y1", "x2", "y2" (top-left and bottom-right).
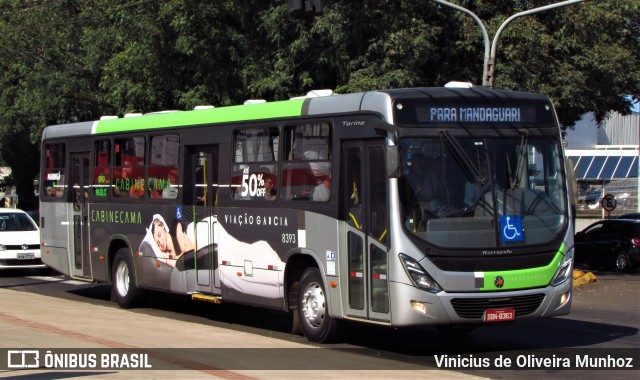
[
  {"x1": 428, "y1": 107, "x2": 521, "y2": 122},
  {"x1": 393, "y1": 96, "x2": 555, "y2": 127},
  {"x1": 407, "y1": 105, "x2": 541, "y2": 125}
]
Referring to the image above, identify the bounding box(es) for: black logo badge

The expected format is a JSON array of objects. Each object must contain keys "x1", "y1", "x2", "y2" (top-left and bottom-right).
[{"x1": 494, "y1": 276, "x2": 505, "y2": 288}]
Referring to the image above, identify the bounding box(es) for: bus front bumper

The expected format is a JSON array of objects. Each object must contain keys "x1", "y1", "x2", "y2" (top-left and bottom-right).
[{"x1": 388, "y1": 279, "x2": 572, "y2": 327}]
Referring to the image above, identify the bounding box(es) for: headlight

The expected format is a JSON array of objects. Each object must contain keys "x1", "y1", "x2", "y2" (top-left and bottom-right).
[
  {"x1": 399, "y1": 253, "x2": 442, "y2": 293},
  {"x1": 0, "y1": 244, "x2": 5, "y2": 251},
  {"x1": 550, "y1": 248, "x2": 574, "y2": 286}
]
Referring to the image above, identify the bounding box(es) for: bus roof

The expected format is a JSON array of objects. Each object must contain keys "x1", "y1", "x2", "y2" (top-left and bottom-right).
[{"x1": 41, "y1": 87, "x2": 553, "y2": 140}]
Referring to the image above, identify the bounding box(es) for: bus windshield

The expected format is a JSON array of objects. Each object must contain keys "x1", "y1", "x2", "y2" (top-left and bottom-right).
[{"x1": 400, "y1": 135, "x2": 567, "y2": 249}]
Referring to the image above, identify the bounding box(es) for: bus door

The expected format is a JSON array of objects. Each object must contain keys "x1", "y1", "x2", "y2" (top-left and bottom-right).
[
  {"x1": 186, "y1": 145, "x2": 220, "y2": 293},
  {"x1": 70, "y1": 152, "x2": 91, "y2": 278},
  {"x1": 342, "y1": 140, "x2": 390, "y2": 322}
]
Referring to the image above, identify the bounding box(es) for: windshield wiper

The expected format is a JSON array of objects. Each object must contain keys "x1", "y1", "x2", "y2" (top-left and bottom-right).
[{"x1": 439, "y1": 130, "x2": 484, "y2": 184}]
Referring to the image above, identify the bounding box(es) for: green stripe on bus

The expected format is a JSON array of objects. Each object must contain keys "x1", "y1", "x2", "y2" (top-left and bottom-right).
[
  {"x1": 480, "y1": 249, "x2": 565, "y2": 291},
  {"x1": 94, "y1": 99, "x2": 306, "y2": 134}
]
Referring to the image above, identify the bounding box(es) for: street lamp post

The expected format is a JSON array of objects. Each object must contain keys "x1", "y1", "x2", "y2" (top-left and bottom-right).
[{"x1": 431, "y1": 0, "x2": 587, "y2": 88}]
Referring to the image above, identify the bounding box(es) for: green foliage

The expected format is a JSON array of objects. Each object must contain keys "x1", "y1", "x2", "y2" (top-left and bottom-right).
[
  {"x1": 0, "y1": 0, "x2": 638, "y2": 209},
  {"x1": 495, "y1": 0, "x2": 640, "y2": 126}
]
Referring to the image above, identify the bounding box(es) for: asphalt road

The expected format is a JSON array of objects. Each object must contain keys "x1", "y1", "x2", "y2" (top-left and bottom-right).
[{"x1": 0, "y1": 266, "x2": 638, "y2": 379}]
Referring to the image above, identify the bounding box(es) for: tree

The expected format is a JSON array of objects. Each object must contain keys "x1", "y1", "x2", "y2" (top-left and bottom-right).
[
  {"x1": 0, "y1": 0, "x2": 97, "y2": 210},
  {"x1": 262, "y1": 0, "x2": 639, "y2": 127},
  {"x1": 0, "y1": 1, "x2": 637, "y2": 210},
  {"x1": 486, "y1": 0, "x2": 640, "y2": 126},
  {"x1": 80, "y1": 0, "x2": 272, "y2": 112}
]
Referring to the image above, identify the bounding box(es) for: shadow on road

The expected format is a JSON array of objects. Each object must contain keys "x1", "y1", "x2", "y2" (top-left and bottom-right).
[
  {"x1": 62, "y1": 280, "x2": 638, "y2": 357},
  {"x1": 4, "y1": 263, "x2": 633, "y2": 356}
]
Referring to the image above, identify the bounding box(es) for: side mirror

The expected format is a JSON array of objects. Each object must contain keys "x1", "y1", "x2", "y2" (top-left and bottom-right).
[{"x1": 386, "y1": 145, "x2": 400, "y2": 178}]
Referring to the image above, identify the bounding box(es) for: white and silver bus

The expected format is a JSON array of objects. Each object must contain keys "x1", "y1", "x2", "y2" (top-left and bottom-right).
[{"x1": 40, "y1": 85, "x2": 575, "y2": 342}]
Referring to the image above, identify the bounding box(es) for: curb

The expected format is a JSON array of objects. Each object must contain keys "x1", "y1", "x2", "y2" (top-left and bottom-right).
[{"x1": 573, "y1": 269, "x2": 597, "y2": 287}]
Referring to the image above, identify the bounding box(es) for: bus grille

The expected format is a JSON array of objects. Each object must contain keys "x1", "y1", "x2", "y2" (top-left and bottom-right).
[
  {"x1": 450, "y1": 294, "x2": 545, "y2": 319},
  {"x1": 431, "y1": 252, "x2": 555, "y2": 272}
]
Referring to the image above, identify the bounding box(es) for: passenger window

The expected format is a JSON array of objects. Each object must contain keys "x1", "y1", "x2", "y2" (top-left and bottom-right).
[
  {"x1": 231, "y1": 127, "x2": 279, "y2": 201},
  {"x1": 43, "y1": 143, "x2": 66, "y2": 199},
  {"x1": 93, "y1": 140, "x2": 110, "y2": 198},
  {"x1": 282, "y1": 122, "x2": 331, "y2": 201},
  {"x1": 113, "y1": 137, "x2": 145, "y2": 198},
  {"x1": 148, "y1": 135, "x2": 180, "y2": 199}
]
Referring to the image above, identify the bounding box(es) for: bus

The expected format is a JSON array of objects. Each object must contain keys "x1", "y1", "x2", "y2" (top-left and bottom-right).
[{"x1": 40, "y1": 84, "x2": 574, "y2": 342}]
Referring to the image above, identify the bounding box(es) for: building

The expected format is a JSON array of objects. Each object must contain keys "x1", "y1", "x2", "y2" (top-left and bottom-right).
[{"x1": 564, "y1": 108, "x2": 639, "y2": 228}]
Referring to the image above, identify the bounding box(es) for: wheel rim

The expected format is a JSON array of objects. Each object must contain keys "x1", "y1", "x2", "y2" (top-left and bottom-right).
[
  {"x1": 301, "y1": 281, "x2": 325, "y2": 328},
  {"x1": 115, "y1": 260, "x2": 130, "y2": 298},
  {"x1": 616, "y1": 255, "x2": 627, "y2": 271}
]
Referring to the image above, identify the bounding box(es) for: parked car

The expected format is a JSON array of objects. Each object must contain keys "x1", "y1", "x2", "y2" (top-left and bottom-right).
[
  {"x1": 618, "y1": 213, "x2": 640, "y2": 220},
  {"x1": 575, "y1": 219, "x2": 640, "y2": 272},
  {"x1": 0, "y1": 208, "x2": 50, "y2": 274},
  {"x1": 26, "y1": 210, "x2": 40, "y2": 226}
]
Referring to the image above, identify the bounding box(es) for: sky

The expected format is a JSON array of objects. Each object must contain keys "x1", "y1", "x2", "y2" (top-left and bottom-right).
[{"x1": 627, "y1": 95, "x2": 639, "y2": 113}]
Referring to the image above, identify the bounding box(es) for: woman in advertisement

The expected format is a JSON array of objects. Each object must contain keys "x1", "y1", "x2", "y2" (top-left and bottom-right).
[{"x1": 149, "y1": 214, "x2": 194, "y2": 266}]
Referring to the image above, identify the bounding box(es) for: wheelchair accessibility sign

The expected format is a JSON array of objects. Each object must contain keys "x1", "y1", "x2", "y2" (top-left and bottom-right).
[{"x1": 500, "y1": 215, "x2": 523, "y2": 242}]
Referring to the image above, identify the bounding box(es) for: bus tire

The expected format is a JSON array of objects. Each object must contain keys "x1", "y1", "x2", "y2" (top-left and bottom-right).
[
  {"x1": 297, "y1": 267, "x2": 341, "y2": 343},
  {"x1": 112, "y1": 248, "x2": 142, "y2": 308}
]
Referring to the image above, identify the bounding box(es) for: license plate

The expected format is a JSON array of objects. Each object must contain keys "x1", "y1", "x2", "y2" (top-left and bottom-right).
[
  {"x1": 17, "y1": 253, "x2": 35, "y2": 260},
  {"x1": 483, "y1": 308, "x2": 515, "y2": 322}
]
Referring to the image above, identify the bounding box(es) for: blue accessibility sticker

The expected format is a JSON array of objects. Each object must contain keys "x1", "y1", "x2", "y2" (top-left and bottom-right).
[{"x1": 500, "y1": 215, "x2": 523, "y2": 242}]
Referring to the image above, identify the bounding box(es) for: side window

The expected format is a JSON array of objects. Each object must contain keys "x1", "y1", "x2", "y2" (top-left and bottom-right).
[
  {"x1": 584, "y1": 223, "x2": 604, "y2": 238},
  {"x1": 282, "y1": 122, "x2": 331, "y2": 201},
  {"x1": 43, "y1": 143, "x2": 66, "y2": 199},
  {"x1": 113, "y1": 136, "x2": 145, "y2": 198},
  {"x1": 600, "y1": 222, "x2": 616, "y2": 236},
  {"x1": 93, "y1": 140, "x2": 110, "y2": 198},
  {"x1": 231, "y1": 127, "x2": 279, "y2": 201},
  {"x1": 148, "y1": 135, "x2": 180, "y2": 199}
]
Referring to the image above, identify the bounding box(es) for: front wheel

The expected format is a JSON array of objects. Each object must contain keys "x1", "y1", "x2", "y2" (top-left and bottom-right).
[
  {"x1": 112, "y1": 248, "x2": 143, "y2": 308},
  {"x1": 297, "y1": 267, "x2": 341, "y2": 343},
  {"x1": 614, "y1": 253, "x2": 629, "y2": 272}
]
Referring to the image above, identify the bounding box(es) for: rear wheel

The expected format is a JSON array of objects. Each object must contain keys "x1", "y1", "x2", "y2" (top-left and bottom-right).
[
  {"x1": 112, "y1": 248, "x2": 142, "y2": 308},
  {"x1": 297, "y1": 267, "x2": 341, "y2": 343},
  {"x1": 614, "y1": 253, "x2": 629, "y2": 272}
]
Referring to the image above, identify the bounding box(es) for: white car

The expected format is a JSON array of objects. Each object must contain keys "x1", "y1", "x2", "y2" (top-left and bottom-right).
[{"x1": 0, "y1": 208, "x2": 49, "y2": 273}]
